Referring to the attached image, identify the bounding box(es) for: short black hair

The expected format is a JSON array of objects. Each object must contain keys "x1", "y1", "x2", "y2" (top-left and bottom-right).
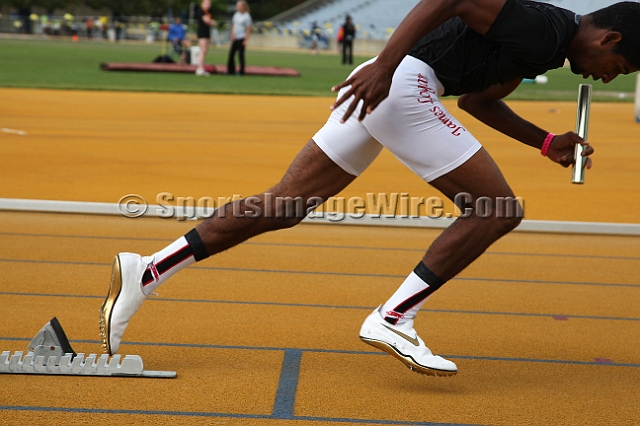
[{"x1": 588, "y1": 1, "x2": 640, "y2": 68}]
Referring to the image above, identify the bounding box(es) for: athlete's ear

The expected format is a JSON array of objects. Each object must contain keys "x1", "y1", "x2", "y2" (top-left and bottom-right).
[{"x1": 600, "y1": 31, "x2": 622, "y2": 47}]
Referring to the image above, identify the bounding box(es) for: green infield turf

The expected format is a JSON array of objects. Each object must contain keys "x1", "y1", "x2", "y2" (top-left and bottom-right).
[{"x1": 0, "y1": 37, "x2": 637, "y2": 101}]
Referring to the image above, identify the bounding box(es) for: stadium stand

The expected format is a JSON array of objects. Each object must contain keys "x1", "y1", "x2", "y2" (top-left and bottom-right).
[
  {"x1": 268, "y1": 0, "x2": 624, "y2": 42},
  {"x1": 273, "y1": 0, "x2": 419, "y2": 41}
]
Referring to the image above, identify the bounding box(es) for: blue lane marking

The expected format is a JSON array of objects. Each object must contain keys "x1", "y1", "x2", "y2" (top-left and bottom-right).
[
  {"x1": 272, "y1": 349, "x2": 302, "y2": 419},
  {"x1": 1, "y1": 291, "x2": 639, "y2": 322},
  {"x1": 0, "y1": 257, "x2": 638, "y2": 288},
  {"x1": 2, "y1": 337, "x2": 639, "y2": 368},
  {"x1": 2, "y1": 231, "x2": 640, "y2": 261},
  {"x1": 0, "y1": 406, "x2": 479, "y2": 425}
]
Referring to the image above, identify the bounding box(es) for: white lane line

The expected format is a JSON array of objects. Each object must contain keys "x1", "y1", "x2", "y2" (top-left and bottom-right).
[
  {"x1": 1, "y1": 128, "x2": 27, "y2": 136},
  {"x1": 0, "y1": 198, "x2": 639, "y2": 236}
]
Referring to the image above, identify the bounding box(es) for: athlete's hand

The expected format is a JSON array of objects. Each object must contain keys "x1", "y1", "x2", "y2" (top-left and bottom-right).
[
  {"x1": 546, "y1": 131, "x2": 594, "y2": 169},
  {"x1": 330, "y1": 62, "x2": 394, "y2": 122}
]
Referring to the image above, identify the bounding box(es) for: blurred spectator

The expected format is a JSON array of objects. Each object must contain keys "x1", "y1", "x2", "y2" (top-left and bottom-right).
[
  {"x1": 114, "y1": 19, "x2": 122, "y2": 41},
  {"x1": 195, "y1": 0, "x2": 217, "y2": 76},
  {"x1": 86, "y1": 18, "x2": 93, "y2": 39},
  {"x1": 341, "y1": 15, "x2": 355, "y2": 65},
  {"x1": 40, "y1": 15, "x2": 50, "y2": 35},
  {"x1": 336, "y1": 24, "x2": 344, "y2": 54},
  {"x1": 169, "y1": 17, "x2": 192, "y2": 64},
  {"x1": 52, "y1": 19, "x2": 61, "y2": 36},
  {"x1": 310, "y1": 21, "x2": 322, "y2": 54},
  {"x1": 98, "y1": 17, "x2": 107, "y2": 40},
  {"x1": 227, "y1": 0, "x2": 252, "y2": 75}
]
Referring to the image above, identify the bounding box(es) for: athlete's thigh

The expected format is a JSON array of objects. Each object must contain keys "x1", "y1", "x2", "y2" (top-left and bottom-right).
[
  {"x1": 363, "y1": 56, "x2": 482, "y2": 183},
  {"x1": 312, "y1": 57, "x2": 383, "y2": 177},
  {"x1": 429, "y1": 147, "x2": 515, "y2": 202},
  {"x1": 273, "y1": 139, "x2": 357, "y2": 201}
]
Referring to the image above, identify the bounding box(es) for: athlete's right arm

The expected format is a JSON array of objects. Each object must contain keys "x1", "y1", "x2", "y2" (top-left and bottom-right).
[
  {"x1": 458, "y1": 80, "x2": 594, "y2": 169},
  {"x1": 330, "y1": 0, "x2": 508, "y2": 123}
]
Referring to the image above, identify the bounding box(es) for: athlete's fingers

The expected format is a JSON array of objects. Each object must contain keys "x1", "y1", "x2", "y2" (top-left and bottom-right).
[
  {"x1": 330, "y1": 87, "x2": 352, "y2": 112},
  {"x1": 331, "y1": 86, "x2": 354, "y2": 113},
  {"x1": 360, "y1": 101, "x2": 377, "y2": 121},
  {"x1": 558, "y1": 154, "x2": 572, "y2": 168},
  {"x1": 331, "y1": 78, "x2": 351, "y2": 94},
  {"x1": 365, "y1": 96, "x2": 385, "y2": 116},
  {"x1": 330, "y1": 77, "x2": 356, "y2": 111},
  {"x1": 342, "y1": 94, "x2": 361, "y2": 123},
  {"x1": 357, "y1": 98, "x2": 370, "y2": 121}
]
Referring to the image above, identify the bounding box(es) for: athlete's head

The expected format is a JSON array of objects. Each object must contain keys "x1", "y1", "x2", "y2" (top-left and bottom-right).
[
  {"x1": 568, "y1": 1, "x2": 640, "y2": 83},
  {"x1": 237, "y1": 1, "x2": 249, "y2": 13},
  {"x1": 590, "y1": 2, "x2": 640, "y2": 68}
]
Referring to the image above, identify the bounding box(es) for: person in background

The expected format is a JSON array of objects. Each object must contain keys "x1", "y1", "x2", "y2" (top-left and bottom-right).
[
  {"x1": 310, "y1": 21, "x2": 321, "y2": 54},
  {"x1": 227, "y1": 0, "x2": 252, "y2": 75},
  {"x1": 169, "y1": 17, "x2": 192, "y2": 64},
  {"x1": 195, "y1": 0, "x2": 217, "y2": 76},
  {"x1": 336, "y1": 23, "x2": 344, "y2": 54},
  {"x1": 97, "y1": 18, "x2": 106, "y2": 39},
  {"x1": 86, "y1": 17, "x2": 93, "y2": 39},
  {"x1": 40, "y1": 15, "x2": 50, "y2": 36},
  {"x1": 114, "y1": 19, "x2": 122, "y2": 41},
  {"x1": 342, "y1": 15, "x2": 356, "y2": 65}
]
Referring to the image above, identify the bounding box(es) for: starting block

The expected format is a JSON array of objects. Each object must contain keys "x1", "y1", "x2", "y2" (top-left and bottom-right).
[{"x1": 0, "y1": 318, "x2": 176, "y2": 378}]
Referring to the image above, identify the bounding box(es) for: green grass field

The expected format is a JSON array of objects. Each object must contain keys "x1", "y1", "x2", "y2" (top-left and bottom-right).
[{"x1": 0, "y1": 37, "x2": 637, "y2": 101}]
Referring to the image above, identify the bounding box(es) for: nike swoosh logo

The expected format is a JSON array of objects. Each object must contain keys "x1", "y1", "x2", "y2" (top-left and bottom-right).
[{"x1": 382, "y1": 323, "x2": 420, "y2": 346}]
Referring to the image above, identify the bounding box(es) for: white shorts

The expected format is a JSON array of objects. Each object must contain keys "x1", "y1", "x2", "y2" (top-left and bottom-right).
[{"x1": 313, "y1": 56, "x2": 482, "y2": 182}]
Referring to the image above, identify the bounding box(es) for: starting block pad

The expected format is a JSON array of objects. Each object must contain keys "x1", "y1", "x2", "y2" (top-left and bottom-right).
[{"x1": 0, "y1": 318, "x2": 175, "y2": 378}]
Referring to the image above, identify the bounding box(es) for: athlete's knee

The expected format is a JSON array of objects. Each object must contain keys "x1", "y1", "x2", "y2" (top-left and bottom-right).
[
  {"x1": 457, "y1": 194, "x2": 523, "y2": 235},
  {"x1": 272, "y1": 195, "x2": 310, "y2": 229},
  {"x1": 238, "y1": 192, "x2": 311, "y2": 230},
  {"x1": 495, "y1": 196, "x2": 523, "y2": 233},
  {"x1": 493, "y1": 213, "x2": 522, "y2": 235},
  {"x1": 489, "y1": 199, "x2": 523, "y2": 236}
]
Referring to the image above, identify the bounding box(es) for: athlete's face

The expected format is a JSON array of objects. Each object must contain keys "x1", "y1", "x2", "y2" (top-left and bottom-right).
[
  {"x1": 570, "y1": 50, "x2": 636, "y2": 84},
  {"x1": 569, "y1": 31, "x2": 638, "y2": 84}
]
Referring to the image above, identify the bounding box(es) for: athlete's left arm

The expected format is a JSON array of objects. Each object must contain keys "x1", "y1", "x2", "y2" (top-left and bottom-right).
[{"x1": 457, "y1": 80, "x2": 594, "y2": 168}]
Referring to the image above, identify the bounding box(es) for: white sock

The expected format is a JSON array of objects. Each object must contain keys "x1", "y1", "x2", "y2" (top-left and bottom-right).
[
  {"x1": 380, "y1": 262, "x2": 446, "y2": 326},
  {"x1": 140, "y1": 229, "x2": 210, "y2": 295}
]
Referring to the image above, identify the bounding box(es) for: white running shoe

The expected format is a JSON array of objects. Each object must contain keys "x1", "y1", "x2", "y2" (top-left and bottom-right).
[
  {"x1": 359, "y1": 306, "x2": 457, "y2": 376},
  {"x1": 100, "y1": 253, "x2": 152, "y2": 355},
  {"x1": 195, "y1": 68, "x2": 211, "y2": 76}
]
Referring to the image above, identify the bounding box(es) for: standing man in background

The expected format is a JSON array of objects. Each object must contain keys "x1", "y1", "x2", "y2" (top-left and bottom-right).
[
  {"x1": 85, "y1": 17, "x2": 93, "y2": 39},
  {"x1": 227, "y1": 0, "x2": 253, "y2": 75},
  {"x1": 195, "y1": 0, "x2": 216, "y2": 76},
  {"x1": 342, "y1": 15, "x2": 356, "y2": 65}
]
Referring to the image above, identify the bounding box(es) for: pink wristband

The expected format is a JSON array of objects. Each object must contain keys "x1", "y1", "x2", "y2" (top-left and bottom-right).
[{"x1": 541, "y1": 133, "x2": 554, "y2": 157}]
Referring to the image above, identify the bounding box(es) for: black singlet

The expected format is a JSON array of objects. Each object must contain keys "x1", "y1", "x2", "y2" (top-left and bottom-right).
[
  {"x1": 196, "y1": 7, "x2": 211, "y2": 39},
  {"x1": 408, "y1": 0, "x2": 580, "y2": 96}
]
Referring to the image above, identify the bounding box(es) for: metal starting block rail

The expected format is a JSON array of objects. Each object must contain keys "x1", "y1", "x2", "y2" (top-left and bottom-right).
[{"x1": 0, "y1": 318, "x2": 176, "y2": 378}]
